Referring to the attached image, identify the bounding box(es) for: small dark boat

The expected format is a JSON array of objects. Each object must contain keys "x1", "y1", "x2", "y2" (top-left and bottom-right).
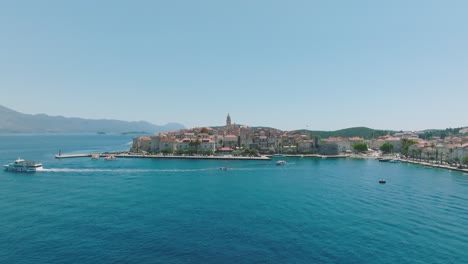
[
  {"x1": 219, "y1": 167, "x2": 228, "y2": 171},
  {"x1": 379, "y1": 180, "x2": 386, "y2": 184},
  {"x1": 377, "y1": 158, "x2": 392, "y2": 162}
]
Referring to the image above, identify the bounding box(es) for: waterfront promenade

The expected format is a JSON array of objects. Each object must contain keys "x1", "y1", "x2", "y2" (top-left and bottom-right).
[
  {"x1": 346, "y1": 153, "x2": 468, "y2": 173},
  {"x1": 55, "y1": 153, "x2": 271, "y2": 161},
  {"x1": 55, "y1": 153, "x2": 349, "y2": 160},
  {"x1": 399, "y1": 159, "x2": 468, "y2": 173}
]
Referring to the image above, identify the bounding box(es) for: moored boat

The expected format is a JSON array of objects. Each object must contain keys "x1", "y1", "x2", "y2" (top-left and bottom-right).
[
  {"x1": 377, "y1": 158, "x2": 392, "y2": 162},
  {"x1": 104, "y1": 155, "x2": 116, "y2": 160},
  {"x1": 91, "y1": 154, "x2": 100, "y2": 160},
  {"x1": 4, "y1": 158, "x2": 43, "y2": 172}
]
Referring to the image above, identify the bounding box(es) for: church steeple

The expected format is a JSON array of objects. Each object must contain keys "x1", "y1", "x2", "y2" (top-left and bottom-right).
[{"x1": 226, "y1": 113, "x2": 231, "y2": 126}]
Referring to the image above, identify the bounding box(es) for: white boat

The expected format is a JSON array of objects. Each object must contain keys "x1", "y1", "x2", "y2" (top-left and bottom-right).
[
  {"x1": 4, "y1": 158, "x2": 43, "y2": 172},
  {"x1": 275, "y1": 160, "x2": 287, "y2": 165},
  {"x1": 91, "y1": 154, "x2": 100, "y2": 160},
  {"x1": 104, "y1": 155, "x2": 116, "y2": 160}
]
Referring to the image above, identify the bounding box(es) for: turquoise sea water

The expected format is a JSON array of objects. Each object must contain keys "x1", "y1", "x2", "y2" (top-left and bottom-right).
[{"x1": 1, "y1": 134, "x2": 468, "y2": 263}]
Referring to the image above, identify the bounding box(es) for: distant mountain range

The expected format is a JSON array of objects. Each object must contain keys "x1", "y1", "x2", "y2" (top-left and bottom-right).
[{"x1": 0, "y1": 105, "x2": 184, "y2": 133}]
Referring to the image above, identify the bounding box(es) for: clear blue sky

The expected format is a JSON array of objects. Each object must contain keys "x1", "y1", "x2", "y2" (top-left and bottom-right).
[{"x1": 1, "y1": 0, "x2": 467, "y2": 131}]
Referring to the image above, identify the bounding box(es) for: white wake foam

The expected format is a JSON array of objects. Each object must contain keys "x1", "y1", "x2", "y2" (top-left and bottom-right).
[{"x1": 41, "y1": 168, "x2": 217, "y2": 173}]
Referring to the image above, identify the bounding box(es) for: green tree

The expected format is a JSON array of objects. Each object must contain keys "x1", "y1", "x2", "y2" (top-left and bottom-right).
[
  {"x1": 462, "y1": 156, "x2": 468, "y2": 166},
  {"x1": 416, "y1": 149, "x2": 422, "y2": 160},
  {"x1": 243, "y1": 149, "x2": 258, "y2": 156},
  {"x1": 284, "y1": 148, "x2": 295, "y2": 154},
  {"x1": 380, "y1": 142, "x2": 394, "y2": 154},
  {"x1": 189, "y1": 138, "x2": 201, "y2": 154},
  {"x1": 162, "y1": 148, "x2": 172, "y2": 155},
  {"x1": 352, "y1": 142, "x2": 368, "y2": 152},
  {"x1": 420, "y1": 131, "x2": 434, "y2": 140},
  {"x1": 401, "y1": 139, "x2": 417, "y2": 156},
  {"x1": 250, "y1": 149, "x2": 259, "y2": 156}
]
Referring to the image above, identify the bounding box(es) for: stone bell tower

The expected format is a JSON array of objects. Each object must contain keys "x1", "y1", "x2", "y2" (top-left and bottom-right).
[{"x1": 226, "y1": 113, "x2": 231, "y2": 126}]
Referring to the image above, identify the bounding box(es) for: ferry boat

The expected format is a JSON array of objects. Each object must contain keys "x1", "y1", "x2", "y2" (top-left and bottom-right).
[{"x1": 4, "y1": 158, "x2": 43, "y2": 172}]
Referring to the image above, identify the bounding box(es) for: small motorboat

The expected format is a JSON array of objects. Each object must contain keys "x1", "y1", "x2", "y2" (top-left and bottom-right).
[
  {"x1": 377, "y1": 158, "x2": 392, "y2": 162},
  {"x1": 219, "y1": 167, "x2": 228, "y2": 171},
  {"x1": 104, "y1": 155, "x2": 116, "y2": 160},
  {"x1": 276, "y1": 160, "x2": 287, "y2": 166},
  {"x1": 379, "y1": 180, "x2": 386, "y2": 184},
  {"x1": 91, "y1": 154, "x2": 100, "y2": 160}
]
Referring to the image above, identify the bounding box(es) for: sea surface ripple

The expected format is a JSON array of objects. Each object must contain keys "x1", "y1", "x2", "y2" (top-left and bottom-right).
[{"x1": 1, "y1": 134, "x2": 467, "y2": 263}]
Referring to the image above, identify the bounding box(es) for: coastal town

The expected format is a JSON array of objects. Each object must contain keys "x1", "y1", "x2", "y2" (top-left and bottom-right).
[{"x1": 130, "y1": 114, "x2": 468, "y2": 168}]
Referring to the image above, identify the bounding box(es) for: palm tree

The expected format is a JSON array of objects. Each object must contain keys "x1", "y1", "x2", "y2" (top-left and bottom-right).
[{"x1": 417, "y1": 149, "x2": 422, "y2": 160}]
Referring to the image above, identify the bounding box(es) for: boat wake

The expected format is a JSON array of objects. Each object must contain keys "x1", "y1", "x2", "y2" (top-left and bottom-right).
[
  {"x1": 41, "y1": 168, "x2": 217, "y2": 173},
  {"x1": 39, "y1": 166, "x2": 264, "y2": 173}
]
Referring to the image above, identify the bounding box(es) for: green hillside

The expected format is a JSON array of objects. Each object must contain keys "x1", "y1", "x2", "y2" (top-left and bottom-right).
[{"x1": 297, "y1": 127, "x2": 394, "y2": 139}]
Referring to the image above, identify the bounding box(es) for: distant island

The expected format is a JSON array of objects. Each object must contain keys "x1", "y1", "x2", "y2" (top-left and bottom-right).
[{"x1": 0, "y1": 105, "x2": 184, "y2": 134}]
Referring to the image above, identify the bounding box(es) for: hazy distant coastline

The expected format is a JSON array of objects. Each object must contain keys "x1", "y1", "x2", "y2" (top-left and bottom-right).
[{"x1": 0, "y1": 105, "x2": 184, "y2": 134}]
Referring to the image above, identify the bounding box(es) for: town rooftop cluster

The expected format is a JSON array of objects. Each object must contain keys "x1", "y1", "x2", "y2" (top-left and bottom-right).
[{"x1": 131, "y1": 114, "x2": 468, "y2": 162}]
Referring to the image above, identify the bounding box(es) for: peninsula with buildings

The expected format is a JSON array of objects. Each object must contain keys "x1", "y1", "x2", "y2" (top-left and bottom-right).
[{"x1": 130, "y1": 114, "x2": 468, "y2": 168}]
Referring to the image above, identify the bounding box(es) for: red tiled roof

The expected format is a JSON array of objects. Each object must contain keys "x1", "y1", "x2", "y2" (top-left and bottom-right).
[
  {"x1": 324, "y1": 137, "x2": 349, "y2": 142},
  {"x1": 219, "y1": 147, "x2": 233, "y2": 151},
  {"x1": 160, "y1": 137, "x2": 177, "y2": 143}
]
